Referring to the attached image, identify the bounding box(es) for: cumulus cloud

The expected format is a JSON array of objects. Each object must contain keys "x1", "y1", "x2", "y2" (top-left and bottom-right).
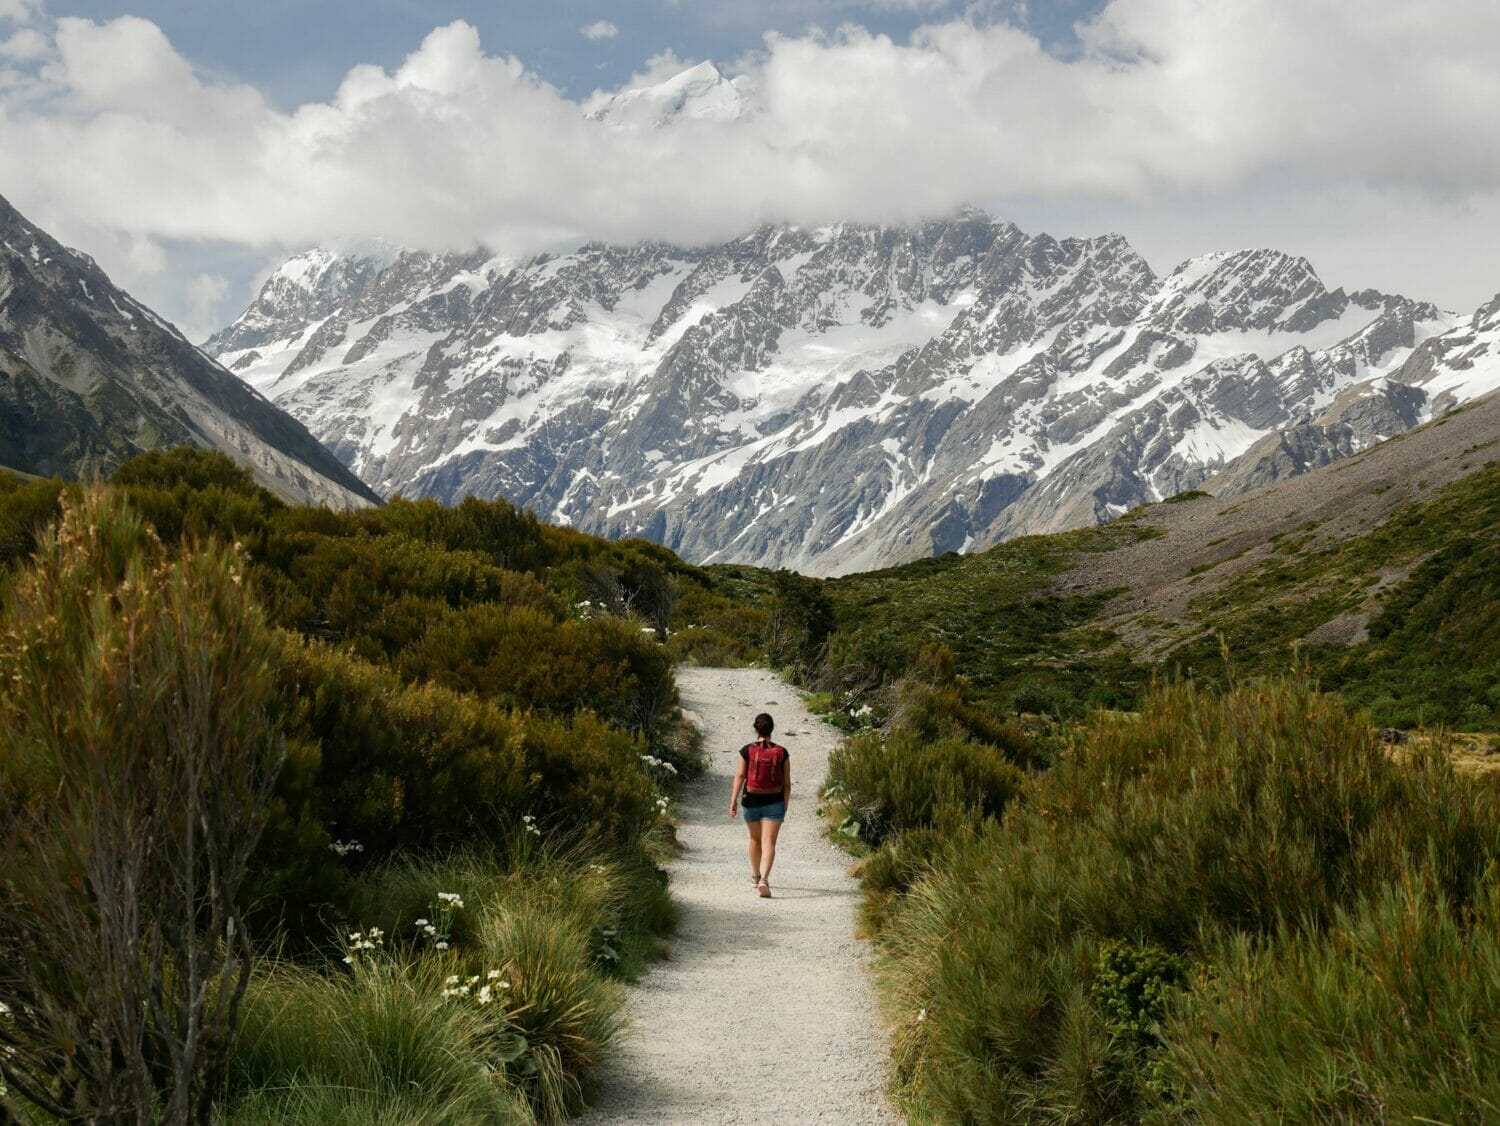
[
  {"x1": 0, "y1": 0, "x2": 41, "y2": 24},
  {"x1": 2, "y1": 1, "x2": 1498, "y2": 319},
  {"x1": 580, "y1": 19, "x2": 619, "y2": 41}
]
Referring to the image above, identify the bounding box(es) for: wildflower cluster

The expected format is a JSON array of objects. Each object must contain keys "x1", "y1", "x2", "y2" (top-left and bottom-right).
[
  {"x1": 638, "y1": 753, "x2": 678, "y2": 776},
  {"x1": 341, "y1": 927, "x2": 384, "y2": 965},
  {"x1": 415, "y1": 891, "x2": 465, "y2": 951},
  {"x1": 521, "y1": 814, "x2": 542, "y2": 838},
  {"x1": 441, "y1": 968, "x2": 511, "y2": 1004},
  {"x1": 328, "y1": 839, "x2": 365, "y2": 858}
]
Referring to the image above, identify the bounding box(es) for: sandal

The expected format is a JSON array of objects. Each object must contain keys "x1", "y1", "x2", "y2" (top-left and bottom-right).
[{"x1": 757, "y1": 879, "x2": 771, "y2": 898}]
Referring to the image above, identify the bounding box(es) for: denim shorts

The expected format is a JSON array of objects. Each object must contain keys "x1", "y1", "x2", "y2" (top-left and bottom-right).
[{"x1": 742, "y1": 798, "x2": 786, "y2": 823}]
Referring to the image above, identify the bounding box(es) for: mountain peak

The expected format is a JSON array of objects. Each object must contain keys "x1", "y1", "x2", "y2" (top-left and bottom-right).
[{"x1": 585, "y1": 61, "x2": 752, "y2": 128}]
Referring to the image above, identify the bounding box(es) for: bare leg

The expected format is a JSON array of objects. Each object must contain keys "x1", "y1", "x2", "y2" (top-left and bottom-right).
[
  {"x1": 746, "y1": 820, "x2": 762, "y2": 883},
  {"x1": 758, "y1": 819, "x2": 783, "y2": 883}
]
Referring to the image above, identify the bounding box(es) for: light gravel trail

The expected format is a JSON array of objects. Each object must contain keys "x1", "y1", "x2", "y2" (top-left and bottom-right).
[{"x1": 581, "y1": 667, "x2": 898, "y2": 1125}]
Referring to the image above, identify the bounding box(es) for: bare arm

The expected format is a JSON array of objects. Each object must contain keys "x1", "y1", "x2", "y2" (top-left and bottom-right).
[
  {"x1": 782, "y1": 756, "x2": 792, "y2": 813},
  {"x1": 729, "y1": 755, "x2": 745, "y2": 818}
]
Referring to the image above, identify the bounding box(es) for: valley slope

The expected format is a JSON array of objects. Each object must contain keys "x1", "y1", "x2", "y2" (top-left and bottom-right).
[{"x1": 0, "y1": 195, "x2": 378, "y2": 509}]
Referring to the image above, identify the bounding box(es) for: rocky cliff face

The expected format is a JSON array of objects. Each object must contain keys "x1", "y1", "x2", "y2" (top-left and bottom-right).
[
  {"x1": 207, "y1": 209, "x2": 1496, "y2": 572},
  {"x1": 0, "y1": 195, "x2": 378, "y2": 508}
]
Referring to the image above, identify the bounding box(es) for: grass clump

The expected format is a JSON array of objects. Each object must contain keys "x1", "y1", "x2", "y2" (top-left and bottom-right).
[
  {"x1": 227, "y1": 843, "x2": 650, "y2": 1123},
  {"x1": 218, "y1": 838, "x2": 675, "y2": 1124}
]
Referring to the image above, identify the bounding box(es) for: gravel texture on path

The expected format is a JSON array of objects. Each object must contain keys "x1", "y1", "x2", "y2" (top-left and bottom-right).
[{"x1": 581, "y1": 667, "x2": 898, "y2": 1125}]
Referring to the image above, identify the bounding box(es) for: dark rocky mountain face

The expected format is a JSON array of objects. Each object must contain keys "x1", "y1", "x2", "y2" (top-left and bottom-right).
[
  {"x1": 0, "y1": 194, "x2": 378, "y2": 508},
  {"x1": 207, "y1": 213, "x2": 1497, "y2": 573}
]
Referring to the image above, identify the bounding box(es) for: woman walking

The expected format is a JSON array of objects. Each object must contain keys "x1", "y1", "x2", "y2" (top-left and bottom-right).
[{"x1": 729, "y1": 712, "x2": 791, "y2": 898}]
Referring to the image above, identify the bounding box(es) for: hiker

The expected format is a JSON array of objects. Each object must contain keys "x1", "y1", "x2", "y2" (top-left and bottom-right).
[{"x1": 729, "y1": 712, "x2": 791, "y2": 898}]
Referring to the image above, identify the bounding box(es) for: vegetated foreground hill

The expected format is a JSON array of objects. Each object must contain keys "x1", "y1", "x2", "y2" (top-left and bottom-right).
[
  {"x1": 0, "y1": 448, "x2": 784, "y2": 1124},
  {"x1": 207, "y1": 108, "x2": 1500, "y2": 574},
  {"x1": 823, "y1": 388, "x2": 1500, "y2": 728},
  {"x1": 0, "y1": 194, "x2": 378, "y2": 509}
]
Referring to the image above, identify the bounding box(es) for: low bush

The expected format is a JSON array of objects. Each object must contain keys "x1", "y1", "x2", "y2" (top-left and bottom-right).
[
  {"x1": 828, "y1": 729, "x2": 1026, "y2": 846},
  {"x1": 0, "y1": 472, "x2": 65, "y2": 571},
  {"x1": 870, "y1": 676, "x2": 1500, "y2": 1122},
  {"x1": 247, "y1": 636, "x2": 663, "y2": 936},
  {"x1": 1158, "y1": 880, "x2": 1500, "y2": 1122},
  {"x1": 885, "y1": 677, "x2": 1034, "y2": 763}
]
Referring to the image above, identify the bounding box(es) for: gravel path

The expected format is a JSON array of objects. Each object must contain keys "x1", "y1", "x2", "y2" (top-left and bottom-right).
[{"x1": 581, "y1": 667, "x2": 898, "y2": 1124}]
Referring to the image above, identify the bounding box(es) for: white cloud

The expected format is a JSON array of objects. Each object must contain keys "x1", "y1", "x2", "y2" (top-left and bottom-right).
[
  {"x1": 0, "y1": 0, "x2": 41, "y2": 25},
  {"x1": 580, "y1": 19, "x2": 619, "y2": 41},
  {"x1": 2, "y1": 2, "x2": 1499, "y2": 322},
  {"x1": 181, "y1": 271, "x2": 231, "y2": 342},
  {"x1": 0, "y1": 27, "x2": 44, "y2": 58}
]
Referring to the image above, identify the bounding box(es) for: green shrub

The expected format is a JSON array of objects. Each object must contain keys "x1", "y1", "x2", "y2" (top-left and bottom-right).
[
  {"x1": 1089, "y1": 940, "x2": 1190, "y2": 1104},
  {"x1": 0, "y1": 472, "x2": 65, "y2": 571},
  {"x1": 828, "y1": 729, "x2": 1026, "y2": 845},
  {"x1": 0, "y1": 489, "x2": 286, "y2": 1122},
  {"x1": 274, "y1": 637, "x2": 657, "y2": 843},
  {"x1": 1158, "y1": 879, "x2": 1500, "y2": 1123},
  {"x1": 887, "y1": 678, "x2": 1035, "y2": 763},
  {"x1": 871, "y1": 677, "x2": 1500, "y2": 1122},
  {"x1": 856, "y1": 827, "x2": 951, "y2": 934}
]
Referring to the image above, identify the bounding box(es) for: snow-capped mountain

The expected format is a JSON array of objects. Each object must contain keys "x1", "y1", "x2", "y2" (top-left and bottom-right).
[
  {"x1": 207, "y1": 210, "x2": 1497, "y2": 574},
  {"x1": 584, "y1": 61, "x2": 753, "y2": 128},
  {"x1": 0, "y1": 193, "x2": 378, "y2": 509}
]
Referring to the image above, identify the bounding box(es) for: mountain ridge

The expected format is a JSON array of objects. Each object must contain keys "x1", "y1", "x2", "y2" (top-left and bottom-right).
[{"x1": 207, "y1": 207, "x2": 1496, "y2": 572}]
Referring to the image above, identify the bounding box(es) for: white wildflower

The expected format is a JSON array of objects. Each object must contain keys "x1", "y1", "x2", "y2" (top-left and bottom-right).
[
  {"x1": 487, "y1": 969, "x2": 503, "y2": 980},
  {"x1": 436, "y1": 941, "x2": 450, "y2": 951},
  {"x1": 478, "y1": 984, "x2": 492, "y2": 1005}
]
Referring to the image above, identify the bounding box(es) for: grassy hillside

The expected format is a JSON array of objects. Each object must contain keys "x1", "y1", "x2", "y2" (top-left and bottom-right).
[
  {"x1": 819, "y1": 454, "x2": 1499, "y2": 730},
  {"x1": 823, "y1": 517, "x2": 1156, "y2": 719}
]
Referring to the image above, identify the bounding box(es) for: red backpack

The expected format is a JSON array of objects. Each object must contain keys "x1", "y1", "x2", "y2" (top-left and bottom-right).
[{"x1": 744, "y1": 741, "x2": 788, "y2": 794}]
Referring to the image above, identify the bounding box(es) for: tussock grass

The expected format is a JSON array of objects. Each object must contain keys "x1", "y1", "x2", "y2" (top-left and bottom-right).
[{"x1": 224, "y1": 842, "x2": 660, "y2": 1123}]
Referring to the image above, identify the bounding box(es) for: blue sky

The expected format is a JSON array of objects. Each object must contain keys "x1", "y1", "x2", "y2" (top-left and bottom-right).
[
  {"x1": 42, "y1": 0, "x2": 1107, "y2": 107},
  {"x1": 4, "y1": 0, "x2": 1499, "y2": 338}
]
